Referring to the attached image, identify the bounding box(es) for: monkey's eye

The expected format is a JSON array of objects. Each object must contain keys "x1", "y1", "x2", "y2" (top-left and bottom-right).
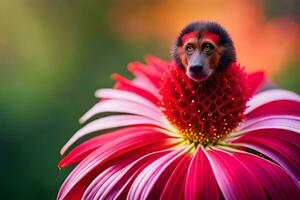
[
  {"x1": 203, "y1": 43, "x2": 214, "y2": 52},
  {"x1": 185, "y1": 45, "x2": 195, "y2": 54}
]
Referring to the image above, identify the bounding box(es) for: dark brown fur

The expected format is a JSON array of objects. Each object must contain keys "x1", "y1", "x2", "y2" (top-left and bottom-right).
[{"x1": 172, "y1": 21, "x2": 236, "y2": 75}]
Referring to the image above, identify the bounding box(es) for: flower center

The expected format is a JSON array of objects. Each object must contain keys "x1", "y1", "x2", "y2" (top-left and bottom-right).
[{"x1": 159, "y1": 63, "x2": 251, "y2": 146}]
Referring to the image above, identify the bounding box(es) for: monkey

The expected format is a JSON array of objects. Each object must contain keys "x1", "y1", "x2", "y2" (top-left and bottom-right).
[{"x1": 172, "y1": 21, "x2": 236, "y2": 82}]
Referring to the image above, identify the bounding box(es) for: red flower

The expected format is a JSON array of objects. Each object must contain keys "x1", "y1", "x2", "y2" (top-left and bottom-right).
[{"x1": 58, "y1": 55, "x2": 300, "y2": 200}]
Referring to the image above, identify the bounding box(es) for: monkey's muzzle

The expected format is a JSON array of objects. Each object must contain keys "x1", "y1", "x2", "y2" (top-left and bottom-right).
[{"x1": 186, "y1": 52, "x2": 208, "y2": 82}]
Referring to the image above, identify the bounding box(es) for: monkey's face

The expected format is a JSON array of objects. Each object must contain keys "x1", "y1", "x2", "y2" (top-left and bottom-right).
[{"x1": 178, "y1": 32, "x2": 222, "y2": 82}]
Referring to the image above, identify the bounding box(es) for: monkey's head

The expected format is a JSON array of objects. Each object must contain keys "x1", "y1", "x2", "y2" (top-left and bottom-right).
[{"x1": 172, "y1": 21, "x2": 236, "y2": 82}]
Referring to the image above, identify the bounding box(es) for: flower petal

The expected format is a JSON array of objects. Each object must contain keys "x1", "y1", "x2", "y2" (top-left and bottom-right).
[
  {"x1": 57, "y1": 131, "x2": 178, "y2": 200},
  {"x1": 111, "y1": 74, "x2": 159, "y2": 103},
  {"x1": 127, "y1": 147, "x2": 189, "y2": 200},
  {"x1": 237, "y1": 115, "x2": 300, "y2": 133},
  {"x1": 83, "y1": 165, "x2": 120, "y2": 199},
  {"x1": 185, "y1": 147, "x2": 220, "y2": 200},
  {"x1": 128, "y1": 61, "x2": 161, "y2": 88},
  {"x1": 235, "y1": 152, "x2": 300, "y2": 199},
  {"x1": 128, "y1": 62, "x2": 160, "y2": 94},
  {"x1": 95, "y1": 88, "x2": 159, "y2": 111},
  {"x1": 144, "y1": 54, "x2": 169, "y2": 74},
  {"x1": 232, "y1": 125, "x2": 300, "y2": 148},
  {"x1": 89, "y1": 150, "x2": 171, "y2": 200},
  {"x1": 247, "y1": 71, "x2": 265, "y2": 96},
  {"x1": 79, "y1": 99, "x2": 164, "y2": 124},
  {"x1": 231, "y1": 130, "x2": 300, "y2": 184},
  {"x1": 206, "y1": 148, "x2": 266, "y2": 200},
  {"x1": 246, "y1": 89, "x2": 300, "y2": 118},
  {"x1": 161, "y1": 154, "x2": 191, "y2": 200},
  {"x1": 60, "y1": 115, "x2": 170, "y2": 155},
  {"x1": 58, "y1": 126, "x2": 162, "y2": 168}
]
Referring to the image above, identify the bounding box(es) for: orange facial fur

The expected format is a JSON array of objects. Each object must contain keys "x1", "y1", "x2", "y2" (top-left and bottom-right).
[
  {"x1": 173, "y1": 22, "x2": 237, "y2": 81},
  {"x1": 178, "y1": 37, "x2": 223, "y2": 71},
  {"x1": 180, "y1": 37, "x2": 198, "y2": 69},
  {"x1": 200, "y1": 39, "x2": 222, "y2": 70},
  {"x1": 178, "y1": 47, "x2": 188, "y2": 69}
]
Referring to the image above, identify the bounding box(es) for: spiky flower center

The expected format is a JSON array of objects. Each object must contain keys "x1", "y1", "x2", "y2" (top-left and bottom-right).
[{"x1": 159, "y1": 63, "x2": 251, "y2": 146}]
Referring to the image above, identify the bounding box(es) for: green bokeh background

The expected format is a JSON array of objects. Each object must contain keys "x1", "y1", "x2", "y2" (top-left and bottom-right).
[{"x1": 0, "y1": 0, "x2": 299, "y2": 199}]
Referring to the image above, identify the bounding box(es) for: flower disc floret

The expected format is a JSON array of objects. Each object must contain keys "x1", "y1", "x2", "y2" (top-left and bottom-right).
[{"x1": 159, "y1": 63, "x2": 251, "y2": 145}]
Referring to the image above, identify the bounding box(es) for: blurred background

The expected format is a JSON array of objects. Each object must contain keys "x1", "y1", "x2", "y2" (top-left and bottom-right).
[{"x1": 0, "y1": 0, "x2": 299, "y2": 199}]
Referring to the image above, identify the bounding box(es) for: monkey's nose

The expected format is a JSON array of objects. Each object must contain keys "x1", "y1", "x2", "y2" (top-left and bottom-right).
[
  {"x1": 187, "y1": 65, "x2": 207, "y2": 81},
  {"x1": 189, "y1": 65, "x2": 203, "y2": 74}
]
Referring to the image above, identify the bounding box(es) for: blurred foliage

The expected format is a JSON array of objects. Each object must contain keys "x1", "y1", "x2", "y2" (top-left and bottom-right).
[
  {"x1": 0, "y1": 0, "x2": 299, "y2": 199},
  {"x1": 274, "y1": 59, "x2": 300, "y2": 94}
]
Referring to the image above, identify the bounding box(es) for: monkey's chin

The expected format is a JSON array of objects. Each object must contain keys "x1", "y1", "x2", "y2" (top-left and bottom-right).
[{"x1": 186, "y1": 72, "x2": 208, "y2": 82}]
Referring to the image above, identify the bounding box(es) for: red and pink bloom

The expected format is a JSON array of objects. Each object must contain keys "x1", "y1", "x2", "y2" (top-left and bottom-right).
[{"x1": 58, "y1": 55, "x2": 300, "y2": 199}]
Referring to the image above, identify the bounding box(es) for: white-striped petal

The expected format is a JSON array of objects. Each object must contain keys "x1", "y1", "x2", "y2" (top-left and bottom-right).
[
  {"x1": 60, "y1": 115, "x2": 169, "y2": 155},
  {"x1": 95, "y1": 89, "x2": 160, "y2": 111},
  {"x1": 246, "y1": 89, "x2": 300, "y2": 114},
  {"x1": 127, "y1": 147, "x2": 189, "y2": 200},
  {"x1": 132, "y1": 73, "x2": 160, "y2": 97},
  {"x1": 238, "y1": 115, "x2": 300, "y2": 131},
  {"x1": 79, "y1": 99, "x2": 164, "y2": 124}
]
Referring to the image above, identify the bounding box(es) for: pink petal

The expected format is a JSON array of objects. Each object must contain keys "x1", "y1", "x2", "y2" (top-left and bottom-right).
[
  {"x1": 95, "y1": 88, "x2": 159, "y2": 111},
  {"x1": 233, "y1": 126, "x2": 300, "y2": 148},
  {"x1": 185, "y1": 147, "x2": 220, "y2": 199},
  {"x1": 206, "y1": 148, "x2": 266, "y2": 200},
  {"x1": 57, "y1": 131, "x2": 178, "y2": 200},
  {"x1": 144, "y1": 54, "x2": 169, "y2": 74},
  {"x1": 247, "y1": 100, "x2": 300, "y2": 119},
  {"x1": 161, "y1": 154, "x2": 191, "y2": 200},
  {"x1": 235, "y1": 152, "x2": 300, "y2": 199},
  {"x1": 83, "y1": 165, "x2": 121, "y2": 199},
  {"x1": 91, "y1": 150, "x2": 172, "y2": 200},
  {"x1": 247, "y1": 71, "x2": 265, "y2": 96},
  {"x1": 238, "y1": 115, "x2": 300, "y2": 132},
  {"x1": 246, "y1": 89, "x2": 300, "y2": 118},
  {"x1": 231, "y1": 130, "x2": 300, "y2": 184},
  {"x1": 58, "y1": 126, "x2": 162, "y2": 168},
  {"x1": 79, "y1": 99, "x2": 164, "y2": 124},
  {"x1": 127, "y1": 63, "x2": 160, "y2": 94},
  {"x1": 111, "y1": 74, "x2": 159, "y2": 104},
  {"x1": 60, "y1": 114, "x2": 170, "y2": 155},
  {"x1": 131, "y1": 77, "x2": 159, "y2": 96},
  {"x1": 128, "y1": 61, "x2": 161, "y2": 88},
  {"x1": 127, "y1": 147, "x2": 189, "y2": 200}
]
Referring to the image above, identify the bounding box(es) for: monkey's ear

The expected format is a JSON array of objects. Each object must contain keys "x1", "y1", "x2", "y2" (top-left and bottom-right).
[
  {"x1": 171, "y1": 44, "x2": 185, "y2": 69},
  {"x1": 170, "y1": 43, "x2": 177, "y2": 59}
]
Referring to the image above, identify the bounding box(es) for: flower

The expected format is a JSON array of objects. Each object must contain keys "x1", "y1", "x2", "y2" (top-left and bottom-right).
[{"x1": 58, "y1": 55, "x2": 300, "y2": 199}]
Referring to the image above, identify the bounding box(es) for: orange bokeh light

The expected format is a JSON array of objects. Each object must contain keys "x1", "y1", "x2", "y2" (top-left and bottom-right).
[{"x1": 108, "y1": 0, "x2": 299, "y2": 75}]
